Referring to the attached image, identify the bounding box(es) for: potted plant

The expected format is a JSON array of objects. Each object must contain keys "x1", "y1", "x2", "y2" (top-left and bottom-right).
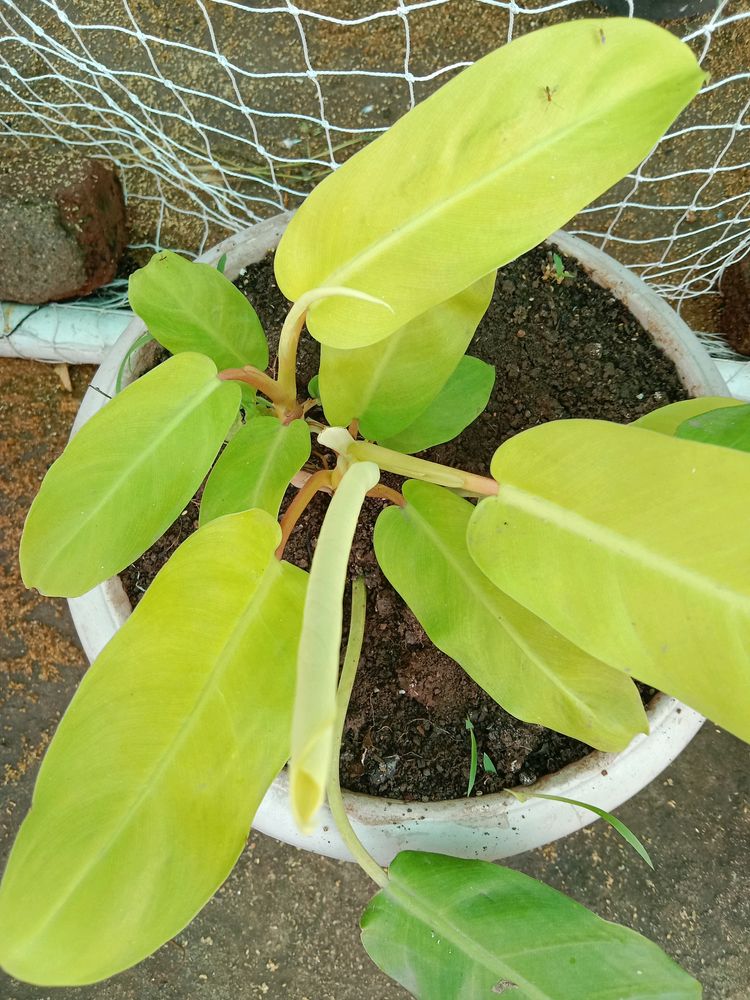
[
  {"x1": 1, "y1": 17, "x2": 747, "y2": 997},
  {"x1": 65, "y1": 214, "x2": 721, "y2": 868}
]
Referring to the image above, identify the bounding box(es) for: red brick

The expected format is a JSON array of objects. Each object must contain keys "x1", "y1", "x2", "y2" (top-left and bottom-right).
[
  {"x1": 721, "y1": 257, "x2": 750, "y2": 357},
  {"x1": 0, "y1": 148, "x2": 127, "y2": 304}
]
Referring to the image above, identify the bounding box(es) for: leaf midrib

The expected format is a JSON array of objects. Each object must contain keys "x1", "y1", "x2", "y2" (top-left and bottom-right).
[
  {"x1": 165, "y1": 279, "x2": 265, "y2": 370},
  {"x1": 497, "y1": 483, "x2": 750, "y2": 612},
  {"x1": 383, "y1": 874, "x2": 697, "y2": 1000},
  {"x1": 32, "y1": 370, "x2": 232, "y2": 586},
  {"x1": 247, "y1": 422, "x2": 304, "y2": 511},
  {"x1": 319, "y1": 74, "x2": 683, "y2": 295},
  {"x1": 384, "y1": 876, "x2": 544, "y2": 999}
]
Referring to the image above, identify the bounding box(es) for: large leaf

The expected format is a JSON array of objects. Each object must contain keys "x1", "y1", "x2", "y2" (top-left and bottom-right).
[
  {"x1": 374, "y1": 482, "x2": 646, "y2": 751},
  {"x1": 467, "y1": 419, "x2": 750, "y2": 742},
  {"x1": 676, "y1": 402, "x2": 750, "y2": 454},
  {"x1": 319, "y1": 274, "x2": 495, "y2": 438},
  {"x1": 361, "y1": 852, "x2": 700, "y2": 999},
  {"x1": 0, "y1": 510, "x2": 307, "y2": 986},
  {"x1": 380, "y1": 356, "x2": 495, "y2": 454},
  {"x1": 199, "y1": 416, "x2": 311, "y2": 524},
  {"x1": 290, "y1": 461, "x2": 380, "y2": 832},
  {"x1": 634, "y1": 396, "x2": 740, "y2": 435},
  {"x1": 129, "y1": 250, "x2": 268, "y2": 371},
  {"x1": 20, "y1": 353, "x2": 241, "y2": 597},
  {"x1": 274, "y1": 19, "x2": 704, "y2": 349}
]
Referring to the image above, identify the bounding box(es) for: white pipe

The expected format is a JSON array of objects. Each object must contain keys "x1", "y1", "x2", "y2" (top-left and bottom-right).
[
  {"x1": 0, "y1": 301, "x2": 133, "y2": 365},
  {"x1": 716, "y1": 359, "x2": 750, "y2": 401}
]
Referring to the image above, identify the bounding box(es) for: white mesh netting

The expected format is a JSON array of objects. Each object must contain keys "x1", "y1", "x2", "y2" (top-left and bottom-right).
[{"x1": 1, "y1": 0, "x2": 749, "y2": 317}]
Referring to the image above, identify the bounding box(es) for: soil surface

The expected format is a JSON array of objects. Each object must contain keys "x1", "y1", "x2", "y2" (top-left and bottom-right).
[{"x1": 123, "y1": 246, "x2": 685, "y2": 801}]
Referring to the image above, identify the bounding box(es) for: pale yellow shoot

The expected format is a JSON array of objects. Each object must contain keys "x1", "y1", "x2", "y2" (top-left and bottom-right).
[{"x1": 290, "y1": 461, "x2": 380, "y2": 833}]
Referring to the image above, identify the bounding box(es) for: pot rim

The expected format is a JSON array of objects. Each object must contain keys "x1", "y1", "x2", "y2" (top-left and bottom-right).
[{"x1": 69, "y1": 212, "x2": 725, "y2": 863}]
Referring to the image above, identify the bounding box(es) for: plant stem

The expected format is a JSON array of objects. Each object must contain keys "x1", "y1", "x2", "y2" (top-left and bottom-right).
[
  {"x1": 352, "y1": 441, "x2": 498, "y2": 496},
  {"x1": 276, "y1": 300, "x2": 309, "y2": 408},
  {"x1": 276, "y1": 287, "x2": 393, "y2": 409},
  {"x1": 318, "y1": 427, "x2": 499, "y2": 496},
  {"x1": 218, "y1": 366, "x2": 287, "y2": 406},
  {"x1": 367, "y1": 484, "x2": 406, "y2": 507},
  {"x1": 326, "y1": 577, "x2": 388, "y2": 889},
  {"x1": 275, "y1": 469, "x2": 333, "y2": 559}
]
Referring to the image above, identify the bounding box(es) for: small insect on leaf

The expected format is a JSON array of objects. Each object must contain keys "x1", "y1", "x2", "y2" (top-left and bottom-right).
[
  {"x1": 493, "y1": 981, "x2": 518, "y2": 995},
  {"x1": 599, "y1": 27, "x2": 606, "y2": 44},
  {"x1": 482, "y1": 752, "x2": 498, "y2": 775},
  {"x1": 216, "y1": 253, "x2": 227, "y2": 274},
  {"x1": 465, "y1": 716, "x2": 478, "y2": 796}
]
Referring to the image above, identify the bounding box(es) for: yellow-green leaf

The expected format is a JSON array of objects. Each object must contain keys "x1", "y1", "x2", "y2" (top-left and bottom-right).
[
  {"x1": 20, "y1": 353, "x2": 241, "y2": 597},
  {"x1": 319, "y1": 274, "x2": 494, "y2": 438},
  {"x1": 676, "y1": 402, "x2": 750, "y2": 454},
  {"x1": 467, "y1": 419, "x2": 750, "y2": 742},
  {"x1": 129, "y1": 250, "x2": 268, "y2": 371},
  {"x1": 0, "y1": 510, "x2": 307, "y2": 986},
  {"x1": 361, "y1": 852, "x2": 700, "y2": 999},
  {"x1": 200, "y1": 417, "x2": 311, "y2": 524},
  {"x1": 274, "y1": 19, "x2": 704, "y2": 348},
  {"x1": 380, "y1": 356, "x2": 495, "y2": 454},
  {"x1": 634, "y1": 396, "x2": 740, "y2": 435},
  {"x1": 290, "y1": 461, "x2": 379, "y2": 833},
  {"x1": 374, "y1": 482, "x2": 646, "y2": 751}
]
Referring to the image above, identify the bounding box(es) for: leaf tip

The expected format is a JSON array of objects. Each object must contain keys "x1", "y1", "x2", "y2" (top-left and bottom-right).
[{"x1": 289, "y1": 766, "x2": 325, "y2": 836}]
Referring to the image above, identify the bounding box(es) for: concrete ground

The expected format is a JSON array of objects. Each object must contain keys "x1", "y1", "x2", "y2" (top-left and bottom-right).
[{"x1": 1, "y1": 358, "x2": 749, "y2": 999}]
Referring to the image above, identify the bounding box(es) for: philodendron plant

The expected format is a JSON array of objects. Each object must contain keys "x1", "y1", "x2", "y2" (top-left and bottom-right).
[{"x1": 2, "y1": 17, "x2": 749, "y2": 998}]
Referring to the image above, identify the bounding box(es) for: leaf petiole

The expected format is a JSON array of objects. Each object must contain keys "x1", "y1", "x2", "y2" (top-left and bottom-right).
[
  {"x1": 218, "y1": 365, "x2": 287, "y2": 407},
  {"x1": 326, "y1": 577, "x2": 388, "y2": 889},
  {"x1": 275, "y1": 469, "x2": 333, "y2": 559},
  {"x1": 318, "y1": 427, "x2": 499, "y2": 496},
  {"x1": 367, "y1": 484, "x2": 406, "y2": 507},
  {"x1": 276, "y1": 287, "x2": 392, "y2": 409}
]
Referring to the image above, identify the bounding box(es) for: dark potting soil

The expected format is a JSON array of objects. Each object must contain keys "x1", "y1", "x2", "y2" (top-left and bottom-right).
[{"x1": 121, "y1": 246, "x2": 683, "y2": 801}]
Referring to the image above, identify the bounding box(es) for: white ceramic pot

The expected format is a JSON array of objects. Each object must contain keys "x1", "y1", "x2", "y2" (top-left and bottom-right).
[{"x1": 69, "y1": 213, "x2": 727, "y2": 866}]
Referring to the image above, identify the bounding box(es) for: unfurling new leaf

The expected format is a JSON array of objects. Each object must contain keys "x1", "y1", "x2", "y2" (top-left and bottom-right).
[{"x1": 290, "y1": 461, "x2": 380, "y2": 833}]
